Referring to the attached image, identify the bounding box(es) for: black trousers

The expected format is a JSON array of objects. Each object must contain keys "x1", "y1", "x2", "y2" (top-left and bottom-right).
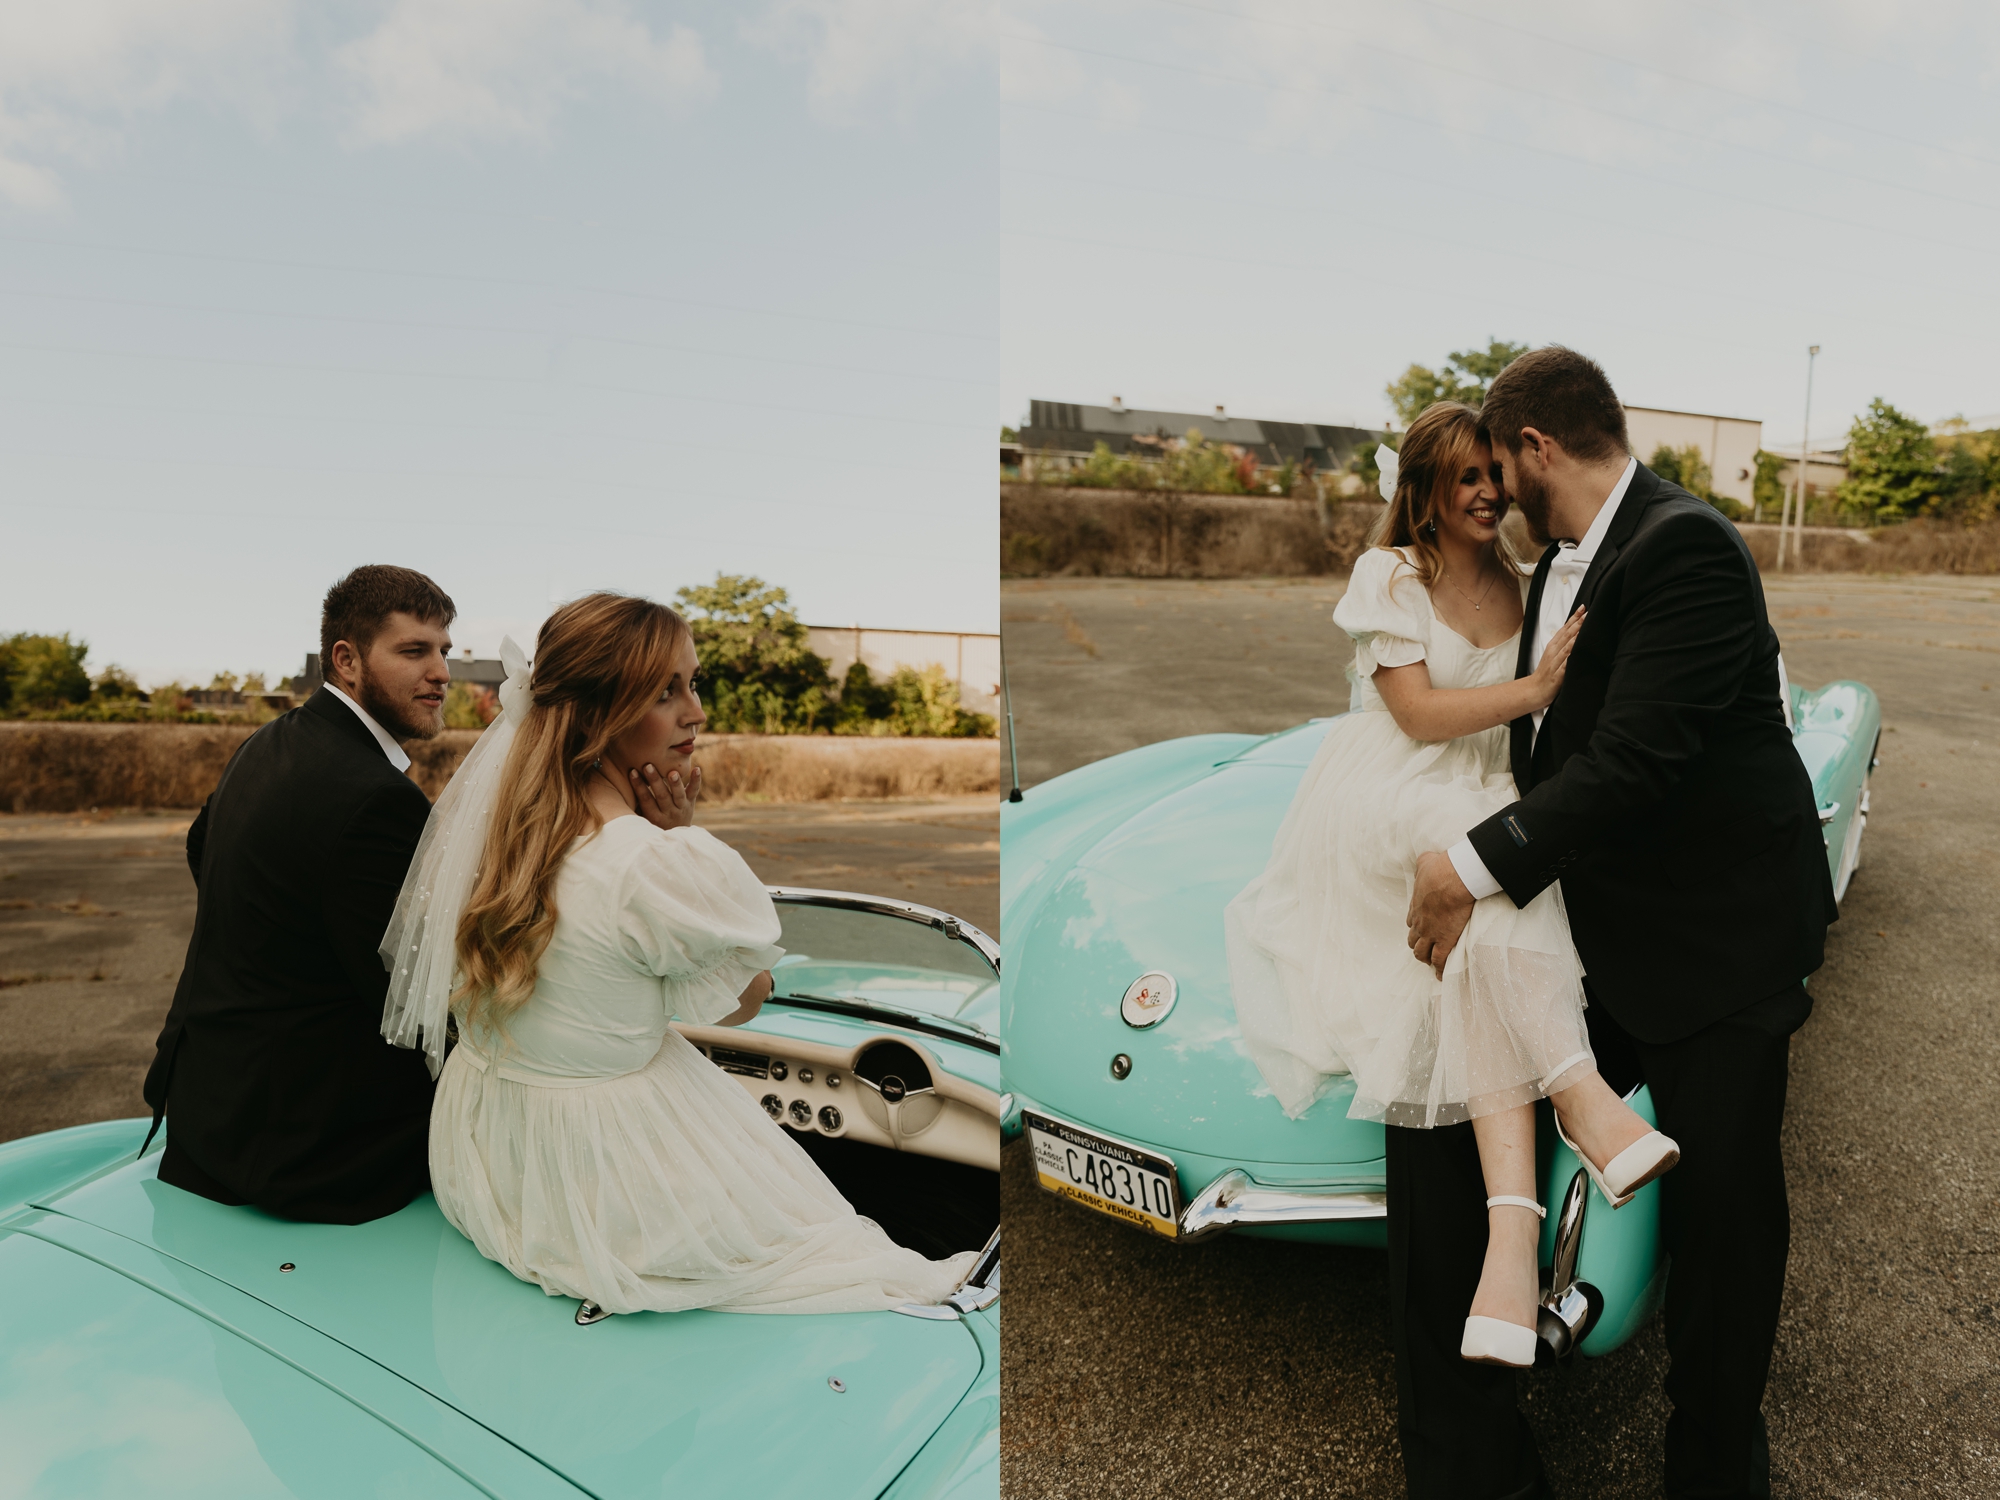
[{"x1": 1386, "y1": 981, "x2": 1810, "y2": 1500}]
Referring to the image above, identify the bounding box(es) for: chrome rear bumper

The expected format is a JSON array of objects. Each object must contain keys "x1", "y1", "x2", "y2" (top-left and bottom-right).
[{"x1": 1178, "y1": 1168, "x2": 1386, "y2": 1244}]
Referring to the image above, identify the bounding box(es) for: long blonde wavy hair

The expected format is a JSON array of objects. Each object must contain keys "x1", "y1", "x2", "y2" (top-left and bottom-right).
[
  {"x1": 454, "y1": 592, "x2": 690, "y2": 1033},
  {"x1": 1367, "y1": 399, "x2": 1529, "y2": 586}
]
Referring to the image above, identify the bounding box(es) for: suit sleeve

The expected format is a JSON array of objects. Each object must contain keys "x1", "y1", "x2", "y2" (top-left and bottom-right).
[
  {"x1": 1467, "y1": 513, "x2": 1757, "y2": 906},
  {"x1": 323, "y1": 779, "x2": 432, "y2": 1002}
]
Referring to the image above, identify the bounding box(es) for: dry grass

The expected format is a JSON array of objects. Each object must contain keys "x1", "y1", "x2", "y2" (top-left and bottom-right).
[
  {"x1": 1739, "y1": 517, "x2": 2000, "y2": 574},
  {"x1": 1005, "y1": 484, "x2": 2000, "y2": 581},
  {"x1": 1, "y1": 723, "x2": 1000, "y2": 813},
  {"x1": 1002, "y1": 483, "x2": 1380, "y2": 577}
]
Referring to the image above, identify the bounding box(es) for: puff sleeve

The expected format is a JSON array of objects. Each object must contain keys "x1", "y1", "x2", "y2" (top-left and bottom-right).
[
  {"x1": 616, "y1": 826, "x2": 786, "y2": 1024},
  {"x1": 1333, "y1": 546, "x2": 1432, "y2": 675}
]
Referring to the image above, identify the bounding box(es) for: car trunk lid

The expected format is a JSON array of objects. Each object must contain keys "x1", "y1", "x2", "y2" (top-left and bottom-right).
[{"x1": 40, "y1": 1158, "x2": 982, "y2": 1500}]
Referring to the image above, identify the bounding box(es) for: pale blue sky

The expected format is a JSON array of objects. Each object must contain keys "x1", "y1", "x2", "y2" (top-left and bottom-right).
[
  {"x1": 1002, "y1": 0, "x2": 2000, "y2": 450},
  {"x1": 0, "y1": 1, "x2": 994, "y2": 688}
]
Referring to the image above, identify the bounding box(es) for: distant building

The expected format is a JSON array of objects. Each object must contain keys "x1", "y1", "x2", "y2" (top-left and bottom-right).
[
  {"x1": 1623, "y1": 406, "x2": 1763, "y2": 509},
  {"x1": 1018, "y1": 399, "x2": 1383, "y2": 475},
  {"x1": 1766, "y1": 446, "x2": 1849, "y2": 502},
  {"x1": 288, "y1": 654, "x2": 324, "y2": 698},
  {"x1": 807, "y1": 626, "x2": 1000, "y2": 717},
  {"x1": 449, "y1": 652, "x2": 507, "y2": 690}
]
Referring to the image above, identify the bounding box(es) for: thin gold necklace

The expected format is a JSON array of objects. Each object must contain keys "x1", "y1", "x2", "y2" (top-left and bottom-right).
[{"x1": 1441, "y1": 558, "x2": 1501, "y2": 611}]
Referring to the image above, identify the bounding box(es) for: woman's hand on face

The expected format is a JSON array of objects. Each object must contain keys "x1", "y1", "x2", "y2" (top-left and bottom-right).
[
  {"x1": 629, "y1": 761, "x2": 701, "y2": 830},
  {"x1": 1527, "y1": 607, "x2": 1586, "y2": 709}
]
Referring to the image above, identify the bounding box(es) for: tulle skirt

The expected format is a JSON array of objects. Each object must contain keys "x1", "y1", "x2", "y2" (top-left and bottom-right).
[
  {"x1": 430, "y1": 1028, "x2": 977, "y2": 1314},
  {"x1": 1225, "y1": 709, "x2": 1593, "y2": 1128}
]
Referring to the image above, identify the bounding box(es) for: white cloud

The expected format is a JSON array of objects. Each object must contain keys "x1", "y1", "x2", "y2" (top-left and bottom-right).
[
  {"x1": 747, "y1": 0, "x2": 993, "y2": 122},
  {"x1": 0, "y1": 0, "x2": 722, "y2": 207},
  {"x1": 0, "y1": 0, "x2": 295, "y2": 209},
  {"x1": 336, "y1": 0, "x2": 718, "y2": 145}
]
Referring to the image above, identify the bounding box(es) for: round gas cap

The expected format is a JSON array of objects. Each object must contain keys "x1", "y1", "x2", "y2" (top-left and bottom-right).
[{"x1": 1120, "y1": 971, "x2": 1178, "y2": 1029}]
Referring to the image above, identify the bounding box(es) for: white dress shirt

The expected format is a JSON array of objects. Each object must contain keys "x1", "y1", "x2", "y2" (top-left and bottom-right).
[
  {"x1": 1446, "y1": 458, "x2": 1638, "y2": 900},
  {"x1": 325, "y1": 683, "x2": 413, "y2": 772}
]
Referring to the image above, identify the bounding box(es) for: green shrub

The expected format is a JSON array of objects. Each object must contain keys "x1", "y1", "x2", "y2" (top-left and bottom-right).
[
  {"x1": 1839, "y1": 398, "x2": 1938, "y2": 523},
  {"x1": 1, "y1": 633, "x2": 92, "y2": 713}
]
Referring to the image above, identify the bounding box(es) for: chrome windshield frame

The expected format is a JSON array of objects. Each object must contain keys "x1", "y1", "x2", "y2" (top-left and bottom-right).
[{"x1": 765, "y1": 886, "x2": 1001, "y2": 975}]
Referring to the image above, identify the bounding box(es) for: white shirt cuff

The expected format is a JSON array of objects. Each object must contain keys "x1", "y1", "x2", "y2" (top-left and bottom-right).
[{"x1": 1447, "y1": 837, "x2": 1503, "y2": 900}]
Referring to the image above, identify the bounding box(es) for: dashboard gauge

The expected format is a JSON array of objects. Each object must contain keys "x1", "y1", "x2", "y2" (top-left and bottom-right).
[
  {"x1": 818, "y1": 1105, "x2": 842, "y2": 1133},
  {"x1": 760, "y1": 1094, "x2": 783, "y2": 1119},
  {"x1": 788, "y1": 1098, "x2": 813, "y2": 1127}
]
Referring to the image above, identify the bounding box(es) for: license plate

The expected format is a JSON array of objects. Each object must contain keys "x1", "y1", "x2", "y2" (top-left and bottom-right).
[{"x1": 1024, "y1": 1110, "x2": 1181, "y2": 1238}]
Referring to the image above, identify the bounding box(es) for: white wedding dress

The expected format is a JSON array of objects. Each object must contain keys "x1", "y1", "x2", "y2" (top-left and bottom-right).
[
  {"x1": 1224, "y1": 546, "x2": 1594, "y2": 1128},
  {"x1": 427, "y1": 815, "x2": 978, "y2": 1315}
]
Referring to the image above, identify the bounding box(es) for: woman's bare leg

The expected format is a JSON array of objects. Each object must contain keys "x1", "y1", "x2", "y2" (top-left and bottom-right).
[
  {"x1": 1548, "y1": 1069, "x2": 1653, "y2": 1173},
  {"x1": 1468, "y1": 1103, "x2": 1541, "y2": 1330}
]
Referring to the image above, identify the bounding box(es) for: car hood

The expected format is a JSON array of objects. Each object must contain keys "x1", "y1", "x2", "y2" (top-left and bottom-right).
[
  {"x1": 1004, "y1": 719, "x2": 1387, "y2": 1168},
  {"x1": 36, "y1": 1156, "x2": 983, "y2": 1500}
]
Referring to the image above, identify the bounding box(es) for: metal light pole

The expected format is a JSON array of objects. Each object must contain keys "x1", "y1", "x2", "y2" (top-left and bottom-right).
[{"x1": 1781, "y1": 345, "x2": 1820, "y2": 570}]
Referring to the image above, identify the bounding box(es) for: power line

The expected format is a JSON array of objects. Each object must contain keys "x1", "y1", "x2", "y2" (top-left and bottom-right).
[
  {"x1": 0, "y1": 388, "x2": 974, "y2": 481},
  {"x1": 1135, "y1": 0, "x2": 2000, "y2": 216},
  {"x1": 998, "y1": 32, "x2": 2000, "y2": 262},
  {"x1": 0, "y1": 337, "x2": 992, "y2": 434},
  {"x1": 0, "y1": 285, "x2": 991, "y2": 388},
  {"x1": 1001, "y1": 157, "x2": 1994, "y2": 350},
  {"x1": 0, "y1": 229, "x2": 997, "y2": 346}
]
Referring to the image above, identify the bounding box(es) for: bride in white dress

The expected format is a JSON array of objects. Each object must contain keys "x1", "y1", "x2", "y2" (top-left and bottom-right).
[
  {"x1": 380, "y1": 592, "x2": 976, "y2": 1317},
  {"x1": 1225, "y1": 400, "x2": 1676, "y2": 1367}
]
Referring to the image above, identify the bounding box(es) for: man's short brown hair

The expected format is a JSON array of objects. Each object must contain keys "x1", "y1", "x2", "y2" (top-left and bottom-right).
[
  {"x1": 1478, "y1": 346, "x2": 1629, "y2": 465},
  {"x1": 320, "y1": 565, "x2": 456, "y2": 669}
]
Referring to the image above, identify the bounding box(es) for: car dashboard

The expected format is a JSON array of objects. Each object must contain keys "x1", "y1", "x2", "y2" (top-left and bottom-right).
[{"x1": 677, "y1": 1023, "x2": 1000, "y2": 1172}]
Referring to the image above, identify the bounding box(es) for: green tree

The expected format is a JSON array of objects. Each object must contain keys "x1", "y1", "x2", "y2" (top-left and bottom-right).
[
  {"x1": 2, "y1": 633, "x2": 92, "y2": 712},
  {"x1": 91, "y1": 664, "x2": 141, "y2": 702},
  {"x1": 1648, "y1": 443, "x2": 1713, "y2": 499},
  {"x1": 674, "y1": 575, "x2": 833, "y2": 732},
  {"x1": 1838, "y1": 398, "x2": 1937, "y2": 523},
  {"x1": 208, "y1": 671, "x2": 240, "y2": 693},
  {"x1": 1752, "y1": 451, "x2": 1787, "y2": 520},
  {"x1": 1384, "y1": 338, "x2": 1531, "y2": 426}
]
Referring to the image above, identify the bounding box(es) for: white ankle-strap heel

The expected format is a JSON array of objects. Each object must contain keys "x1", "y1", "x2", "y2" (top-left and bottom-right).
[
  {"x1": 1461, "y1": 1196, "x2": 1546, "y2": 1368},
  {"x1": 1554, "y1": 1115, "x2": 1681, "y2": 1209}
]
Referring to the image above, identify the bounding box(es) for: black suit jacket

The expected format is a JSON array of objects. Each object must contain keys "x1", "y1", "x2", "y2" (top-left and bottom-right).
[
  {"x1": 1465, "y1": 464, "x2": 1837, "y2": 1044},
  {"x1": 143, "y1": 688, "x2": 437, "y2": 1223}
]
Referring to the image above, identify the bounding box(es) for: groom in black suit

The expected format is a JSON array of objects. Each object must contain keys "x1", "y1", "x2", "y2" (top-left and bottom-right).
[
  {"x1": 142, "y1": 565, "x2": 456, "y2": 1225},
  {"x1": 1401, "y1": 348, "x2": 1837, "y2": 1498}
]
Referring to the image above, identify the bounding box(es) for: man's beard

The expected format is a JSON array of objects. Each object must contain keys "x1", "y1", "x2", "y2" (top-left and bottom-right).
[
  {"x1": 355, "y1": 663, "x2": 441, "y2": 742},
  {"x1": 1511, "y1": 460, "x2": 1554, "y2": 547}
]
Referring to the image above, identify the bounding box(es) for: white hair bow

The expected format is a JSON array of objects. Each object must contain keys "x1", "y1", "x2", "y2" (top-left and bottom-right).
[{"x1": 1376, "y1": 444, "x2": 1398, "y2": 503}]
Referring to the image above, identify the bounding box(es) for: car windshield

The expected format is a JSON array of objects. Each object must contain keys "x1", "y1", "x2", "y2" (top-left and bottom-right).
[{"x1": 768, "y1": 900, "x2": 998, "y2": 1040}]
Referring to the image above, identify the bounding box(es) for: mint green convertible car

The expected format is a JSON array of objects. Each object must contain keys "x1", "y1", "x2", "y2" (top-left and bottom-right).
[
  {"x1": 1001, "y1": 678, "x2": 1877, "y2": 1358},
  {"x1": 0, "y1": 890, "x2": 1000, "y2": 1498}
]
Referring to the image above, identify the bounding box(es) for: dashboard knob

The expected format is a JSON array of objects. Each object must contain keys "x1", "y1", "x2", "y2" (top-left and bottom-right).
[
  {"x1": 798, "y1": 1067, "x2": 814, "y2": 1085},
  {"x1": 818, "y1": 1105, "x2": 842, "y2": 1132},
  {"x1": 827, "y1": 1072, "x2": 842, "y2": 1088},
  {"x1": 769, "y1": 1060, "x2": 788, "y2": 1082},
  {"x1": 760, "y1": 1094, "x2": 783, "y2": 1119}
]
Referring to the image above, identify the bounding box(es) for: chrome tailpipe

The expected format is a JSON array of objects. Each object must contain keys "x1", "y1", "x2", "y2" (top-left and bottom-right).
[{"x1": 1536, "y1": 1168, "x2": 1600, "y2": 1359}]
